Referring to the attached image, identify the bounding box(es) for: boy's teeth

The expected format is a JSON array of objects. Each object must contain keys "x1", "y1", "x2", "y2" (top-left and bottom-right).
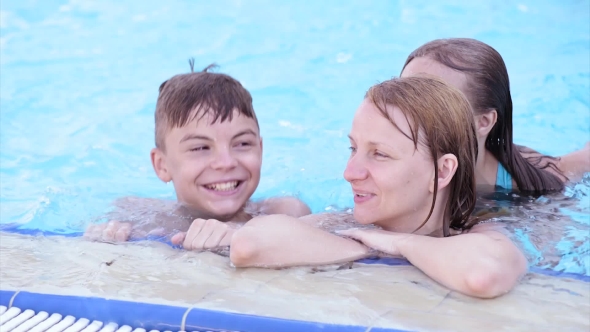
[
  {"x1": 206, "y1": 181, "x2": 239, "y2": 191},
  {"x1": 356, "y1": 193, "x2": 368, "y2": 197}
]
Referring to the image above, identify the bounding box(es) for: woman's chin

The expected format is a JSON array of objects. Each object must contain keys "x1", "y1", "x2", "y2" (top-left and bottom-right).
[{"x1": 353, "y1": 210, "x2": 377, "y2": 225}]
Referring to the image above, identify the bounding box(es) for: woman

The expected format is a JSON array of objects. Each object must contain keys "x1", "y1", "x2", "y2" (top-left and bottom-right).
[
  {"x1": 401, "y1": 38, "x2": 589, "y2": 195},
  {"x1": 228, "y1": 76, "x2": 527, "y2": 299}
]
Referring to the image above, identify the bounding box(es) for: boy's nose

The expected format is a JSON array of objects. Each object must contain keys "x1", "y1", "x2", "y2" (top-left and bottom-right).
[
  {"x1": 343, "y1": 155, "x2": 369, "y2": 183},
  {"x1": 210, "y1": 149, "x2": 238, "y2": 170}
]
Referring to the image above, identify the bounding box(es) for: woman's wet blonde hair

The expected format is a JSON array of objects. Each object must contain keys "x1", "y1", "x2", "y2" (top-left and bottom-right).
[{"x1": 366, "y1": 75, "x2": 478, "y2": 236}]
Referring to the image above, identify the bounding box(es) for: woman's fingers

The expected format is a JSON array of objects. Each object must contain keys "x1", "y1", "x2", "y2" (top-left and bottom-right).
[{"x1": 335, "y1": 228, "x2": 364, "y2": 239}]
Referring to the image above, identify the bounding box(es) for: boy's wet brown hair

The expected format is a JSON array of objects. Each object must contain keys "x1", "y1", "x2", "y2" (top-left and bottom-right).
[
  {"x1": 155, "y1": 61, "x2": 259, "y2": 151},
  {"x1": 402, "y1": 38, "x2": 564, "y2": 195},
  {"x1": 366, "y1": 75, "x2": 478, "y2": 236}
]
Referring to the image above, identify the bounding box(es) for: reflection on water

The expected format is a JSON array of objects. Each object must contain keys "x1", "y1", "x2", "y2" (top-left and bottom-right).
[
  {"x1": 1, "y1": 0, "x2": 588, "y2": 279},
  {"x1": 474, "y1": 175, "x2": 590, "y2": 275}
]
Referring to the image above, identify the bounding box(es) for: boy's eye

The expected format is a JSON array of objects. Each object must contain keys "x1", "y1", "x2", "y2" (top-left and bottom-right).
[
  {"x1": 190, "y1": 146, "x2": 209, "y2": 152},
  {"x1": 234, "y1": 141, "x2": 253, "y2": 149},
  {"x1": 348, "y1": 146, "x2": 357, "y2": 153}
]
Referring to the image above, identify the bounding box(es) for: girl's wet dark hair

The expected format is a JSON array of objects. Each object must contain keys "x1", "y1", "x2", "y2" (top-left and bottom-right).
[{"x1": 403, "y1": 38, "x2": 565, "y2": 196}]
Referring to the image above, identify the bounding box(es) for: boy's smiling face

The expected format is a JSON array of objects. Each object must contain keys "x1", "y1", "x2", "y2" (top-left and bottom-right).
[{"x1": 151, "y1": 109, "x2": 262, "y2": 220}]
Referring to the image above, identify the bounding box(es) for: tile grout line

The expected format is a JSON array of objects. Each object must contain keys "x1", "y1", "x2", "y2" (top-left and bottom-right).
[{"x1": 364, "y1": 308, "x2": 394, "y2": 332}]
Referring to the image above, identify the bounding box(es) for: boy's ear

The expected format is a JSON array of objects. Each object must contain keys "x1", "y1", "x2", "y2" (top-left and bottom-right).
[
  {"x1": 151, "y1": 148, "x2": 172, "y2": 183},
  {"x1": 475, "y1": 110, "x2": 498, "y2": 138},
  {"x1": 429, "y1": 153, "x2": 459, "y2": 193}
]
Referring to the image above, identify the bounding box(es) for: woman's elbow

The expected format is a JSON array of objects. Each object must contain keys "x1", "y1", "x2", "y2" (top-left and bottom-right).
[
  {"x1": 463, "y1": 256, "x2": 527, "y2": 299},
  {"x1": 463, "y1": 269, "x2": 507, "y2": 299},
  {"x1": 229, "y1": 229, "x2": 260, "y2": 267}
]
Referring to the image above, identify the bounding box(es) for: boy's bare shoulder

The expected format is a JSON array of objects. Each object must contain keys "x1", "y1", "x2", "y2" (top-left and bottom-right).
[
  {"x1": 108, "y1": 196, "x2": 190, "y2": 229},
  {"x1": 245, "y1": 196, "x2": 311, "y2": 218},
  {"x1": 112, "y1": 196, "x2": 176, "y2": 211}
]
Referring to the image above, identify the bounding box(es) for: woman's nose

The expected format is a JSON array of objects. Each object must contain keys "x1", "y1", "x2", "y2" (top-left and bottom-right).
[{"x1": 343, "y1": 155, "x2": 369, "y2": 183}]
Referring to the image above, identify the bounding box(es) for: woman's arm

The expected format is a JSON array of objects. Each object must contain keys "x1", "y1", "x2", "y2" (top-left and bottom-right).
[
  {"x1": 339, "y1": 223, "x2": 527, "y2": 299},
  {"x1": 229, "y1": 214, "x2": 371, "y2": 267}
]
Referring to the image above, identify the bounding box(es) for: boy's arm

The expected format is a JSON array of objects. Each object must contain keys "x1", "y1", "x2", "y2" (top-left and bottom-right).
[
  {"x1": 84, "y1": 215, "x2": 190, "y2": 243},
  {"x1": 229, "y1": 214, "x2": 371, "y2": 267},
  {"x1": 171, "y1": 219, "x2": 244, "y2": 250},
  {"x1": 84, "y1": 197, "x2": 189, "y2": 242},
  {"x1": 168, "y1": 197, "x2": 312, "y2": 251}
]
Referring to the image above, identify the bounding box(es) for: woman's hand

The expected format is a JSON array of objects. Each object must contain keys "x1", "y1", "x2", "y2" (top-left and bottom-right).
[
  {"x1": 171, "y1": 218, "x2": 236, "y2": 251},
  {"x1": 336, "y1": 229, "x2": 412, "y2": 257}
]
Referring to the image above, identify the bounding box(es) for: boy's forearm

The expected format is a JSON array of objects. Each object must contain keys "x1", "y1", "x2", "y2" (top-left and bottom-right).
[{"x1": 230, "y1": 215, "x2": 370, "y2": 267}]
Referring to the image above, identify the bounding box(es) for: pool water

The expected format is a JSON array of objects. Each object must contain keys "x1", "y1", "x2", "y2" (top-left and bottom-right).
[{"x1": 1, "y1": 1, "x2": 589, "y2": 274}]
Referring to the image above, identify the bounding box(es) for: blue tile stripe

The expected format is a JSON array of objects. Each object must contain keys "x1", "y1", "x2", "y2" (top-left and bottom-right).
[{"x1": 0, "y1": 290, "x2": 408, "y2": 332}]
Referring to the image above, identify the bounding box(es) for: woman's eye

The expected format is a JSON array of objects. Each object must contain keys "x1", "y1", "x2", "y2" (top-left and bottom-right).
[{"x1": 374, "y1": 151, "x2": 389, "y2": 158}]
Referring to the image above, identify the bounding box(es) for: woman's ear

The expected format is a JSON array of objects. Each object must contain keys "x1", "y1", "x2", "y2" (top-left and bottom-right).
[
  {"x1": 151, "y1": 148, "x2": 172, "y2": 183},
  {"x1": 475, "y1": 110, "x2": 498, "y2": 138},
  {"x1": 429, "y1": 154, "x2": 459, "y2": 192}
]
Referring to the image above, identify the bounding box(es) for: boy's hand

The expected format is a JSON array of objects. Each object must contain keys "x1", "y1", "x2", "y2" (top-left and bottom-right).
[
  {"x1": 84, "y1": 220, "x2": 132, "y2": 242},
  {"x1": 171, "y1": 218, "x2": 235, "y2": 250}
]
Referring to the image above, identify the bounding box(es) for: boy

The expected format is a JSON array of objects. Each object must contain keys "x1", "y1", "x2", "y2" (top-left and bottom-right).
[{"x1": 84, "y1": 63, "x2": 310, "y2": 248}]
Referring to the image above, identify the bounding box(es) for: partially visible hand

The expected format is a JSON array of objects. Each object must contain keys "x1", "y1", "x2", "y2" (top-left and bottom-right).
[
  {"x1": 171, "y1": 218, "x2": 235, "y2": 251},
  {"x1": 336, "y1": 229, "x2": 412, "y2": 257},
  {"x1": 84, "y1": 220, "x2": 132, "y2": 242}
]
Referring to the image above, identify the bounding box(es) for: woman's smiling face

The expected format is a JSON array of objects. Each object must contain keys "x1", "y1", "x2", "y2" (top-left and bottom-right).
[{"x1": 343, "y1": 99, "x2": 435, "y2": 232}]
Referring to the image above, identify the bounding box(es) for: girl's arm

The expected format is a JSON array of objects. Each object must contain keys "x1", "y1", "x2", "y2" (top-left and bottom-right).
[
  {"x1": 557, "y1": 141, "x2": 590, "y2": 182},
  {"x1": 339, "y1": 223, "x2": 527, "y2": 299},
  {"x1": 517, "y1": 142, "x2": 590, "y2": 182}
]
